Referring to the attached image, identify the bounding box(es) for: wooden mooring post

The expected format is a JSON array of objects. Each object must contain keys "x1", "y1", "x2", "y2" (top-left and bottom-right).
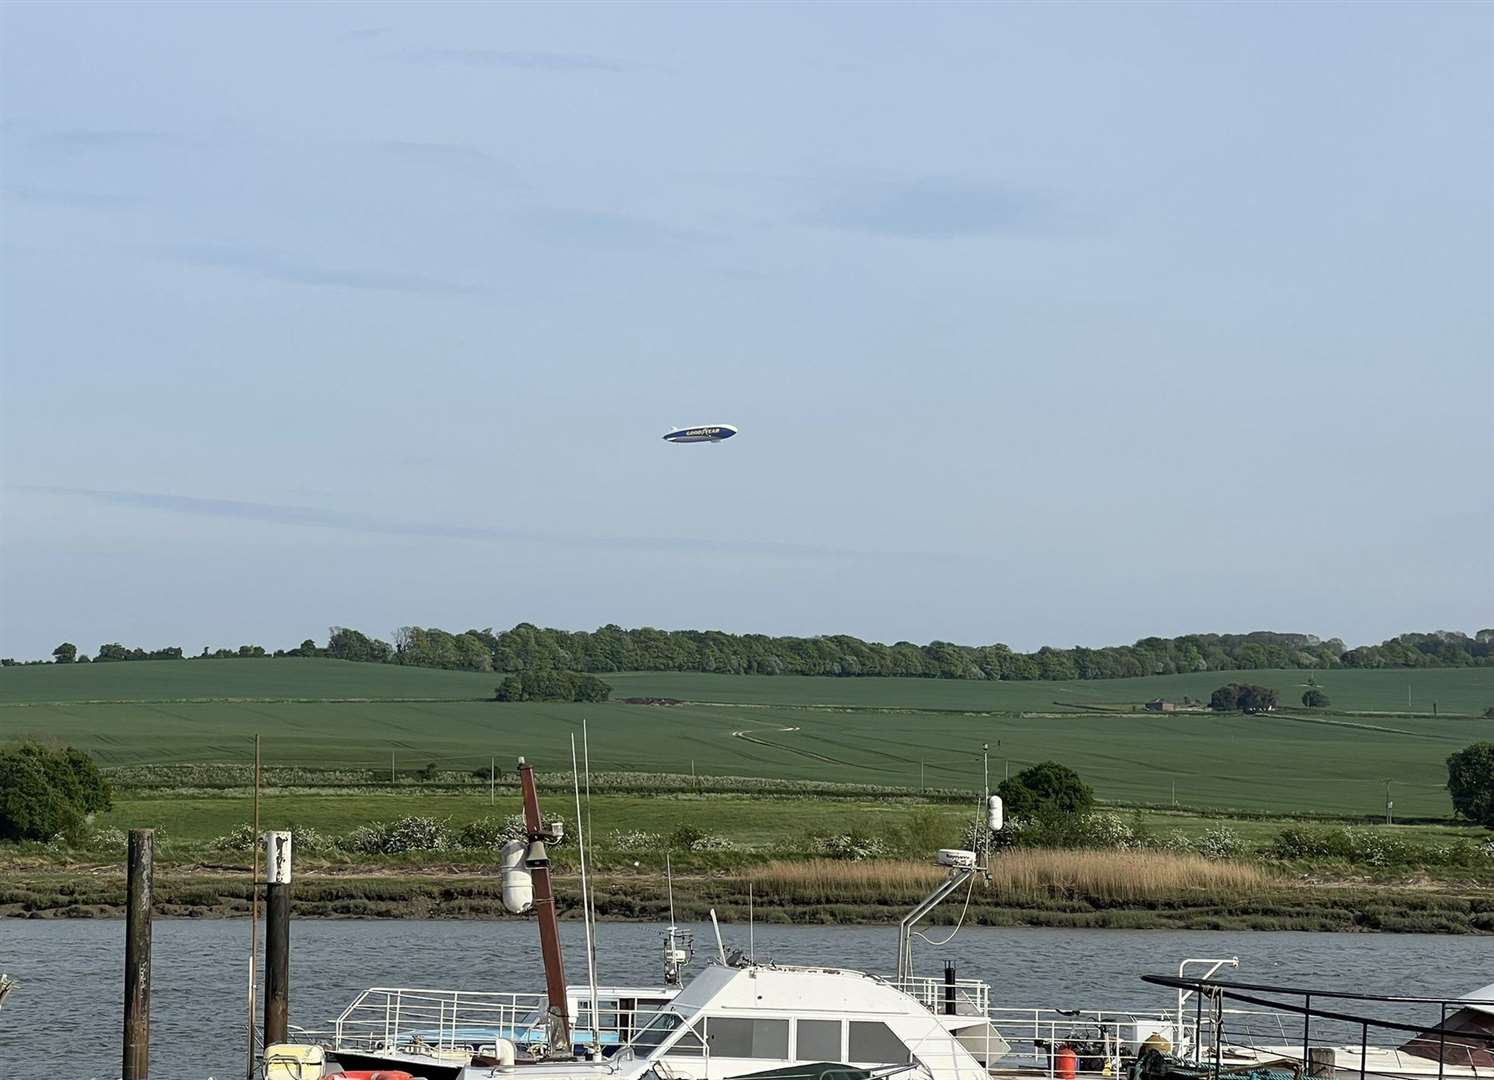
[
  {"x1": 264, "y1": 829, "x2": 293, "y2": 1047},
  {"x1": 123, "y1": 828, "x2": 154, "y2": 1079}
]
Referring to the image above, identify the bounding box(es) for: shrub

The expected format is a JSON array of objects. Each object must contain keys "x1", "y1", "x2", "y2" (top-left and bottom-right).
[
  {"x1": 1210, "y1": 684, "x2": 1279, "y2": 712},
  {"x1": 997, "y1": 762, "x2": 1094, "y2": 819},
  {"x1": 687, "y1": 833, "x2": 737, "y2": 852},
  {"x1": 1196, "y1": 826, "x2": 1245, "y2": 860},
  {"x1": 819, "y1": 831, "x2": 887, "y2": 860},
  {"x1": 668, "y1": 824, "x2": 706, "y2": 851},
  {"x1": 1447, "y1": 743, "x2": 1494, "y2": 827},
  {"x1": 210, "y1": 823, "x2": 259, "y2": 852},
  {"x1": 454, "y1": 814, "x2": 527, "y2": 850},
  {"x1": 338, "y1": 817, "x2": 452, "y2": 854},
  {"x1": 1302, "y1": 688, "x2": 1330, "y2": 708},
  {"x1": 494, "y1": 670, "x2": 611, "y2": 703},
  {"x1": 0, "y1": 744, "x2": 112, "y2": 842},
  {"x1": 608, "y1": 829, "x2": 663, "y2": 852}
]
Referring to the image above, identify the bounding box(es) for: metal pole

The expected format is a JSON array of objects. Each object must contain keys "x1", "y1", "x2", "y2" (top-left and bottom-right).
[
  {"x1": 1302, "y1": 993, "x2": 1311, "y2": 1070},
  {"x1": 246, "y1": 735, "x2": 260, "y2": 1080},
  {"x1": 490, "y1": 757, "x2": 495, "y2": 806},
  {"x1": 1437, "y1": 1003, "x2": 1446, "y2": 1080},
  {"x1": 123, "y1": 828, "x2": 154, "y2": 1080},
  {"x1": 264, "y1": 830, "x2": 292, "y2": 1047},
  {"x1": 391, "y1": 749, "x2": 395, "y2": 784}
]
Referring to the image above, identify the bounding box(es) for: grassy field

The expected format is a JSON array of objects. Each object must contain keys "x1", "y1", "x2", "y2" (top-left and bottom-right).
[{"x1": 3, "y1": 660, "x2": 1490, "y2": 816}]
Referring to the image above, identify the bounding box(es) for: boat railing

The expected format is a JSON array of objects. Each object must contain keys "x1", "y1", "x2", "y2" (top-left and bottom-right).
[
  {"x1": 331, "y1": 986, "x2": 552, "y2": 1054},
  {"x1": 980, "y1": 1006, "x2": 1293, "y2": 1078},
  {"x1": 895, "y1": 976, "x2": 992, "y2": 1016}
]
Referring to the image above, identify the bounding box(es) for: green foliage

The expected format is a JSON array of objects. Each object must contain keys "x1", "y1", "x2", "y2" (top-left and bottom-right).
[
  {"x1": 97, "y1": 643, "x2": 184, "y2": 662},
  {"x1": 1302, "y1": 688, "x2": 1330, "y2": 708},
  {"x1": 325, "y1": 627, "x2": 392, "y2": 664},
  {"x1": 818, "y1": 831, "x2": 887, "y2": 860},
  {"x1": 1210, "y1": 683, "x2": 1280, "y2": 712},
  {"x1": 1269, "y1": 824, "x2": 1494, "y2": 868},
  {"x1": 1446, "y1": 742, "x2": 1494, "y2": 827},
  {"x1": 494, "y1": 670, "x2": 612, "y2": 702},
  {"x1": 452, "y1": 814, "x2": 527, "y2": 850},
  {"x1": 997, "y1": 761, "x2": 1095, "y2": 819},
  {"x1": 52, "y1": 642, "x2": 77, "y2": 664},
  {"x1": 1195, "y1": 826, "x2": 1245, "y2": 859},
  {"x1": 0, "y1": 744, "x2": 112, "y2": 841}
]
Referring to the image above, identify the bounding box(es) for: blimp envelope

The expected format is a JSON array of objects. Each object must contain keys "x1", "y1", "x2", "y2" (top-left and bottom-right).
[{"x1": 663, "y1": 424, "x2": 738, "y2": 444}]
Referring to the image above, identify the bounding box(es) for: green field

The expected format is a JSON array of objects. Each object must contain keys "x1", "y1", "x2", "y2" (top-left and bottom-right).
[{"x1": 4, "y1": 659, "x2": 1490, "y2": 816}]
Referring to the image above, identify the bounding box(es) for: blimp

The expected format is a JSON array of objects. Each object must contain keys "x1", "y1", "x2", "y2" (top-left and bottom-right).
[{"x1": 662, "y1": 423, "x2": 738, "y2": 444}]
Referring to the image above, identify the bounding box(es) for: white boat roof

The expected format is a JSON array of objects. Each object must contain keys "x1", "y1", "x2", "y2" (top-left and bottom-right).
[{"x1": 1460, "y1": 983, "x2": 1494, "y2": 1016}]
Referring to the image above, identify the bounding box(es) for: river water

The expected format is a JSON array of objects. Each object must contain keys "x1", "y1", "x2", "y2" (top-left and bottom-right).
[{"x1": 0, "y1": 919, "x2": 1486, "y2": 1080}]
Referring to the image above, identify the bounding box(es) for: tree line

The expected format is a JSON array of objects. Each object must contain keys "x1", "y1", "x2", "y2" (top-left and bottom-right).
[{"x1": 16, "y1": 624, "x2": 1492, "y2": 681}]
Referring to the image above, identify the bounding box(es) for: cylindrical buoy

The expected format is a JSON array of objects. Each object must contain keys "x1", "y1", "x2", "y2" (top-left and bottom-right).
[{"x1": 1055, "y1": 1045, "x2": 1079, "y2": 1080}]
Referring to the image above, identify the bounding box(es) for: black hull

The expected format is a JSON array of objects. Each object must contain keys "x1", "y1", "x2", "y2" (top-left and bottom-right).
[{"x1": 328, "y1": 1048, "x2": 467, "y2": 1080}]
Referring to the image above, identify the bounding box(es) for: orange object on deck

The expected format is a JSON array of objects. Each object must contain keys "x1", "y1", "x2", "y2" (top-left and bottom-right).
[{"x1": 1055, "y1": 1045, "x2": 1079, "y2": 1079}]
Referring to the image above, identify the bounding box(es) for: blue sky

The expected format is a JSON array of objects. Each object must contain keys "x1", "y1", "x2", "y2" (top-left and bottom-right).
[{"x1": 1, "y1": 2, "x2": 1490, "y2": 659}]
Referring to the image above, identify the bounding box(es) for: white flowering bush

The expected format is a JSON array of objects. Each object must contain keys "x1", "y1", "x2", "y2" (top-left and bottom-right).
[
  {"x1": 819, "y1": 832, "x2": 886, "y2": 860},
  {"x1": 608, "y1": 830, "x2": 663, "y2": 852},
  {"x1": 1196, "y1": 826, "x2": 1245, "y2": 860}
]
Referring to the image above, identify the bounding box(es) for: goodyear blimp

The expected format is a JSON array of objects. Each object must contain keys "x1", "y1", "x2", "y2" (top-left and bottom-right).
[{"x1": 662, "y1": 423, "x2": 738, "y2": 444}]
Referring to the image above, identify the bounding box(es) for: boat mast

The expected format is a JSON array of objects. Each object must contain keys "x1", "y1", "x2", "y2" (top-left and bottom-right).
[{"x1": 518, "y1": 757, "x2": 572, "y2": 1053}]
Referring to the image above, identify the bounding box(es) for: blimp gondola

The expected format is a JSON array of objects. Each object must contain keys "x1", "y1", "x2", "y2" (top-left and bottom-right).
[{"x1": 662, "y1": 424, "x2": 738, "y2": 444}]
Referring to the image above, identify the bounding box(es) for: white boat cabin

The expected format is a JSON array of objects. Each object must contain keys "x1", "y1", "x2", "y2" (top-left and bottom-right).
[{"x1": 470, "y1": 964, "x2": 992, "y2": 1080}]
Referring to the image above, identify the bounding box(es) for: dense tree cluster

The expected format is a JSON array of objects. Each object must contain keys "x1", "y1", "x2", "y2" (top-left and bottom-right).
[
  {"x1": 1209, "y1": 683, "x2": 1281, "y2": 713},
  {"x1": 0, "y1": 744, "x2": 112, "y2": 842},
  {"x1": 1446, "y1": 742, "x2": 1494, "y2": 828},
  {"x1": 997, "y1": 761, "x2": 1095, "y2": 818},
  {"x1": 1301, "y1": 688, "x2": 1330, "y2": 708},
  {"x1": 19, "y1": 625, "x2": 1491, "y2": 682},
  {"x1": 494, "y1": 670, "x2": 612, "y2": 703}
]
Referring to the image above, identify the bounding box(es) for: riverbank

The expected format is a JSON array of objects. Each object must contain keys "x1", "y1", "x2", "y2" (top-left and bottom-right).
[{"x1": 6, "y1": 858, "x2": 1491, "y2": 933}]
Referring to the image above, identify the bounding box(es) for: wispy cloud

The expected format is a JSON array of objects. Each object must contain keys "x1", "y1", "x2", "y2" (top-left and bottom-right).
[
  {"x1": 4, "y1": 186, "x2": 141, "y2": 210},
  {"x1": 160, "y1": 245, "x2": 480, "y2": 296},
  {"x1": 814, "y1": 179, "x2": 1049, "y2": 239},
  {"x1": 15, "y1": 486, "x2": 939, "y2": 562},
  {"x1": 27, "y1": 129, "x2": 178, "y2": 152},
  {"x1": 521, "y1": 208, "x2": 712, "y2": 251},
  {"x1": 388, "y1": 48, "x2": 627, "y2": 72},
  {"x1": 338, "y1": 26, "x2": 392, "y2": 43},
  {"x1": 377, "y1": 140, "x2": 496, "y2": 167}
]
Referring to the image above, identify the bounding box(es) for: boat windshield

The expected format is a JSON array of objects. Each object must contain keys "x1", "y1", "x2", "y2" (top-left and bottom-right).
[{"x1": 617, "y1": 1009, "x2": 694, "y2": 1062}]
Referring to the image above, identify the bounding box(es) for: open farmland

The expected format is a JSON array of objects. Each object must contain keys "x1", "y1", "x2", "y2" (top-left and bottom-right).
[{"x1": 3, "y1": 660, "x2": 1488, "y2": 816}]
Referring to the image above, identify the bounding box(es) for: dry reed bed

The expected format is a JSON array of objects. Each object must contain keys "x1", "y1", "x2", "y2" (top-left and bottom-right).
[{"x1": 750, "y1": 850, "x2": 1267, "y2": 905}]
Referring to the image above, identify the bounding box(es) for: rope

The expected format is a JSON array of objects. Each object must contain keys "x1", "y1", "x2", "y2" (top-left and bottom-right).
[{"x1": 912, "y1": 871, "x2": 977, "y2": 948}]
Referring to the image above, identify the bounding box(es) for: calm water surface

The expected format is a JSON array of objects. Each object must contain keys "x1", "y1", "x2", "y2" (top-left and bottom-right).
[{"x1": 0, "y1": 919, "x2": 1485, "y2": 1080}]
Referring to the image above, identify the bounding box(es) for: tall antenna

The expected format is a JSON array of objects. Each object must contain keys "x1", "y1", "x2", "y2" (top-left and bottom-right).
[
  {"x1": 570, "y1": 735, "x2": 601, "y2": 1058},
  {"x1": 583, "y1": 719, "x2": 598, "y2": 982},
  {"x1": 245, "y1": 734, "x2": 260, "y2": 1080},
  {"x1": 666, "y1": 852, "x2": 676, "y2": 927},
  {"x1": 748, "y1": 882, "x2": 754, "y2": 962}
]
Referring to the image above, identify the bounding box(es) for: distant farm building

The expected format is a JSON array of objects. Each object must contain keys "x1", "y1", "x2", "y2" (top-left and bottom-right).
[{"x1": 1145, "y1": 699, "x2": 1178, "y2": 712}]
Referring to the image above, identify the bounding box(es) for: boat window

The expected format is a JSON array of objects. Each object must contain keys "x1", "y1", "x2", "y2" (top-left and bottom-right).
[
  {"x1": 848, "y1": 1022, "x2": 910, "y2": 1064},
  {"x1": 666, "y1": 1023, "x2": 706, "y2": 1057},
  {"x1": 707, "y1": 1017, "x2": 791, "y2": 1059},
  {"x1": 797, "y1": 1020, "x2": 843, "y2": 1062},
  {"x1": 629, "y1": 1011, "x2": 687, "y2": 1053}
]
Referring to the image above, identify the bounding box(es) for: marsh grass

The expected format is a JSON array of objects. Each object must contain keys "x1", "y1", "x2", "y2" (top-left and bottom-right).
[{"x1": 750, "y1": 850, "x2": 1267, "y2": 906}]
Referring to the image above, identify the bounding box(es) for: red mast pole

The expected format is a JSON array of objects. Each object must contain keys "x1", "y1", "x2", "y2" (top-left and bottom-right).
[{"x1": 518, "y1": 757, "x2": 572, "y2": 1052}]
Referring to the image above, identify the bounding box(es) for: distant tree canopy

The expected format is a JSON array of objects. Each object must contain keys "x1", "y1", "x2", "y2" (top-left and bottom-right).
[
  {"x1": 1301, "y1": 688, "x2": 1330, "y2": 708},
  {"x1": 29, "y1": 626, "x2": 1493, "y2": 681},
  {"x1": 494, "y1": 670, "x2": 612, "y2": 703},
  {"x1": 52, "y1": 642, "x2": 77, "y2": 664},
  {"x1": 1210, "y1": 683, "x2": 1280, "y2": 713},
  {"x1": 997, "y1": 761, "x2": 1095, "y2": 819},
  {"x1": 0, "y1": 744, "x2": 113, "y2": 842},
  {"x1": 1446, "y1": 743, "x2": 1494, "y2": 828}
]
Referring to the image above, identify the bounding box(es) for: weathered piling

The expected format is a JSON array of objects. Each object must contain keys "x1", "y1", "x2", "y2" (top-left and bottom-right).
[
  {"x1": 123, "y1": 828, "x2": 154, "y2": 1080},
  {"x1": 264, "y1": 830, "x2": 292, "y2": 1047}
]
